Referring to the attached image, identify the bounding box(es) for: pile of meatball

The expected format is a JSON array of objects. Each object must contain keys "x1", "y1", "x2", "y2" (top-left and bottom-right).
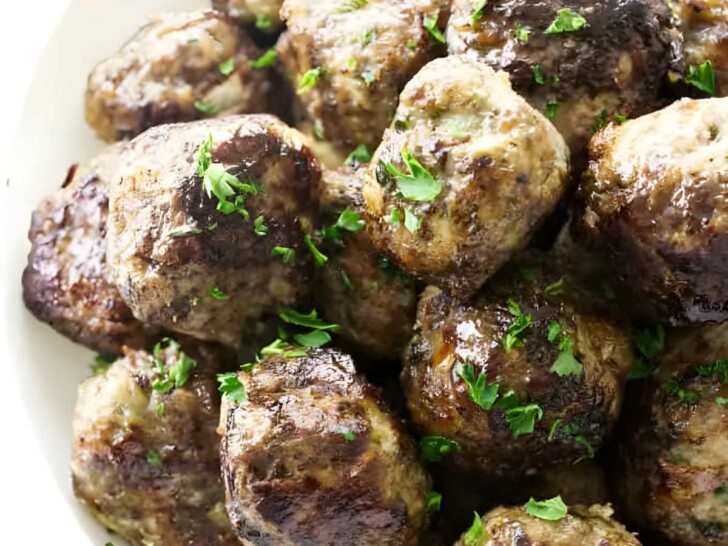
[{"x1": 21, "y1": 1, "x2": 728, "y2": 545}]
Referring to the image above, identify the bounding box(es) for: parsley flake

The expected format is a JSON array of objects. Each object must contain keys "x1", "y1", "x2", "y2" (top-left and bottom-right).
[
  {"x1": 217, "y1": 372, "x2": 248, "y2": 404},
  {"x1": 250, "y1": 49, "x2": 277, "y2": 69},
  {"x1": 420, "y1": 435, "x2": 461, "y2": 462},
  {"x1": 514, "y1": 21, "x2": 531, "y2": 43},
  {"x1": 426, "y1": 491, "x2": 443, "y2": 512},
  {"x1": 272, "y1": 246, "x2": 295, "y2": 264},
  {"x1": 524, "y1": 496, "x2": 568, "y2": 521},
  {"x1": 404, "y1": 207, "x2": 422, "y2": 233},
  {"x1": 194, "y1": 100, "x2": 221, "y2": 115},
  {"x1": 550, "y1": 336, "x2": 583, "y2": 377},
  {"x1": 341, "y1": 430, "x2": 356, "y2": 441},
  {"x1": 471, "y1": 0, "x2": 488, "y2": 25},
  {"x1": 91, "y1": 354, "x2": 114, "y2": 375},
  {"x1": 457, "y1": 362, "x2": 499, "y2": 411},
  {"x1": 255, "y1": 14, "x2": 272, "y2": 30},
  {"x1": 298, "y1": 67, "x2": 323, "y2": 94},
  {"x1": 463, "y1": 512, "x2": 487, "y2": 545},
  {"x1": 532, "y1": 64, "x2": 546, "y2": 85},
  {"x1": 505, "y1": 403, "x2": 543, "y2": 436},
  {"x1": 147, "y1": 448, "x2": 163, "y2": 468},
  {"x1": 219, "y1": 58, "x2": 235, "y2": 75},
  {"x1": 545, "y1": 9, "x2": 586, "y2": 34},
  {"x1": 503, "y1": 298, "x2": 532, "y2": 352},
  {"x1": 253, "y1": 215, "x2": 268, "y2": 236},
  {"x1": 545, "y1": 101, "x2": 559, "y2": 120},
  {"x1": 424, "y1": 16, "x2": 446, "y2": 43},
  {"x1": 686, "y1": 61, "x2": 716, "y2": 96},
  {"x1": 382, "y1": 149, "x2": 442, "y2": 201},
  {"x1": 279, "y1": 308, "x2": 342, "y2": 332},
  {"x1": 304, "y1": 234, "x2": 328, "y2": 266},
  {"x1": 151, "y1": 339, "x2": 197, "y2": 393},
  {"x1": 208, "y1": 286, "x2": 229, "y2": 300},
  {"x1": 345, "y1": 143, "x2": 372, "y2": 165},
  {"x1": 544, "y1": 278, "x2": 565, "y2": 296}
]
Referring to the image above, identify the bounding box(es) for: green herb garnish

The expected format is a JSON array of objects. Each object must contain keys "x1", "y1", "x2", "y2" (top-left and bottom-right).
[
  {"x1": 217, "y1": 372, "x2": 248, "y2": 404},
  {"x1": 545, "y1": 9, "x2": 586, "y2": 34},
  {"x1": 524, "y1": 496, "x2": 568, "y2": 520},
  {"x1": 419, "y1": 435, "x2": 461, "y2": 462}
]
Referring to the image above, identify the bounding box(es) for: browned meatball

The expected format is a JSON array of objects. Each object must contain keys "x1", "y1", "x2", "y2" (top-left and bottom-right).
[
  {"x1": 107, "y1": 115, "x2": 320, "y2": 348},
  {"x1": 71, "y1": 339, "x2": 238, "y2": 546},
  {"x1": 220, "y1": 348, "x2": 431, "y2": 545},
  {"x1": 315, "y1": 166, "x2": 418, "y2": 360},
  {"x1": 669, "y1": 0, "x2": 728, "y2": 97},
  {"x1": 401, "y1": 259, "x2": 634, "y2": 477},
  {"x1": 363, "y1": 55, "x2": 569, "y2": 301},
  {"x1": 22, "y1": 144, "x2": 160, "y2": 355},
  {"x1": 614, "y1": 323, "x2": 728, "y2": 546},
  {"x1": 453, "y1": 504, "x2": 641, "y2": 546},
  {"x1": 577, "y1": 97, "x2": 728, "y2": 325},
  {"x1": 86, "y1": 10, "x2": 270, "y2": 142},
  {"x1": 276, "y1": 0, "x2": 447, "y2": 150},
  {"x1": 447, "y1": 0, "x2": 679, "y2": 155},
  {"x1": 212, "y1": 0, "x2": 284, "y2": 31}
]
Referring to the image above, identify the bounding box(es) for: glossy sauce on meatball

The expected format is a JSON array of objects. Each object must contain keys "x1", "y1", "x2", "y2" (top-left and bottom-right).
[
  {"x1": 220, "y1": 348, "x2": 431, "y2": 545},
  {"x1": 107, "y1": 114, "x2": 321, "y2": 347},
  {"x1": 86, "y1": 10, "x2": 270, "y2": 142},
  {"x1": 447, "y1": 0, "x2": 680, "y2": 155},
  {"x1": 363, "y1": 55, "x2": 569, "y2": 300}
]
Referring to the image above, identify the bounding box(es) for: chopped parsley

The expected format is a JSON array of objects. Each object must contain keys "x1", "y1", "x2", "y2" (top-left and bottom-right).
[
  {"x1": 424, "y1": 16, "x2": 446, "y2": 43},
  {"x1": 419, "y1": 435, "x2": 461, "y2": 462},
  {"x1": 304, "y1": 234, "x2": 328, "y2": 266},
  {"x1": 591, "y1": 109, "x2": 609, "y2": 134},
  {"x1": 293, "y1": 329, "x2": 333, "y2": 348},
  {"x1": 218, "y1": 58, "x2": 235, "y2": 76},
  {"x1": 686, "y1": 61, "x2": 716, "y2": 96},
  {"x1": 336, "y1": 208, "x2": 365, "y2": 232},
  {"x1": 426, "y1": 491, "x2": 443, "y2": 512},
  {"x1": 360, "y1": 29, "x2": 375, "y2": 46},
  {"x1": 614, "y1": 113, "x2": 629, "y2": 124},
  {"x1": 382, "y1": 149, "x2": 441, "y2": 201},
  {"x1": 151, "y1": 338, "x2": 197, "y2": 393},
  {"x1": 272, "y1": 246, "x2": 295, "y2": 264},
  {"x1": 147, "y1": 448, "x2": 163, "y2": 468},
  {"x1": 253, "y1": 215, "x2": 268, "y2": 236},
  {"x1": 387, "y1": 208, "x2": 403, "y2": 226},
  {"x1": 463, "y1": 512, "x2": 486, "y2": 545},
  {"x1": 545, "y1": 101, "x2": 559, "y2": 120},
  {"x1": 664, "y1": 378, "x2": 697, "y2": 403},
  {"x1": 514, "y1": 21, "x2": 531, "y2": 43},
  {"x1": 503, "y1": 298, "x2": 532, "y2": 352},
  {"x1": 298, "y1": 67, "x2": 323, "y2": 94},
  {"x1": 208, "y1": 285, "x2": 229, "y2": 300},
  {"x1": 156, "y1": 403, "x2": 165, "y2": 418},
  {"x1": 338, "y1": 0, "x2": 368, "y2": 12},
  {"x1": 471, "y1": 0, "x2": 488, "y2": 25},
  {"x1": 544, "y1": 277, "x2": 565, "y2": 296},
  {"x1": 90, "y1": 354, "x2": 114, "y2": 375},
  {"x1": 717, "y1": 397, "x2": 728, "y2": 406},
  {"x1": 505, "y1": 403, "x2": 544, "y2": 437},
  {"x1": 340, "y1": 269, "x2": 354, "y2": 291},
  {"x1": 547, "y1": 320, "x2": 561, "y2": 343},
  {"x1": 255, "y1": 14, "x2": 272, "y2": 30},
  {"x1": 345, "y1": 143, "x2": 372, "y2": 165},
  {"x1": 217, "y1": 372, "x2": 248, "y2": 403},
  {"x1": 194, "y1": 100, "x2": 221, "y2": 115},
  {"x1": 404, "y1": 207, "x2": 422, "y2": 233},
  {"x1": 696, "y1": 359, "x2": 728, "y2": 383},
  {"x1": 279, "y1": 307, "x2": 342, "y2": 332},
  {"x1": 406, "y1": 39, "x2": 417, "y2": 50},
  {"x1": 341, "y1": 429, "x2": 356, "y2": 441},
  {"x1": 550, "y1": 334, "x2": 583, "y2": 377},
  {"x1": 545, "y1": 9, "x2": 586, "y2": 34},
  {"x1": 629, "y1": 325, "x2": 665, "y2": 380},
  {"x1": 456, "y1": 362, "x2": 499, "y2": 411},
  {"x1": 524, "y1": 496, "x2": 568, "y2": 521},
  {"x1": 250, "y1": 49, "x2": 277, "y2": 69},
  {"x1": 532, "y1": 64, "x2": 546, "y2": 85},
  {"x1": 168, "y1": 224, "x2": 204, "y2": 238}
]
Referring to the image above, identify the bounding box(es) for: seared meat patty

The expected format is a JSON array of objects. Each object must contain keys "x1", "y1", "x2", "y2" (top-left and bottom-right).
[
  {"x1": 276, "y1": 0, "x2": 448, "y2": 151},
  {"x1": 315, "y1": 166, "x2": 418, "y2": 360},
  {"x1": 453, "y1": 504, "x2": 641, "y2": 546},
  {"x1": 107, "y1": 114, "x2": 320, "y2": 347},
  {"x1": 401, "y1": 258, "x2": 634, "y2": 477},
  {"x1": 22, "y1": 144, "x2": 160, "y2": 355},
  {"x1": 363, "y1": 55, "x2": 569, "y2": 300},
  {"x1": 447, "y1": 0, "x2": 679, "y2": 156},
  {"x1": 85, "y1": 10, "x2": 270, "y2": 142},
  {"x1": 220, "y1": 348, "x2": 431, "y2": 545},
  {"x1": 71, "y1": 338, "x2": 238, "y2": 546},
  {"x1": 577, "y1": 97, "x2": 728, "y2": 325},
  {"x1": 615, "y1": 323, "x2": 728, "y2": 546}
]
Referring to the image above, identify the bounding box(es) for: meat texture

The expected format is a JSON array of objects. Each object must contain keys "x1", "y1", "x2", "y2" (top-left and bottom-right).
[
  {"x1": 22, "y1": 143, "x2": 160, "y2": 355},
  {"x1": 447, "y1": 0, "x2": 680, "y2": 155},
  {"x1": 220, "y1": 348, "x2": 431, "y2": 545},
  {"x1": 452, "y1": 504, "x2": 641, "y2": 546},
  {"x1": 363, "y1": 55, "x2": 569, "y2": 300},
  {"x1": 71, "y1": 338, "x2": 238, "y2": 546},
  {"x1": 401, "y1": 258, "x2": 634, "y2": 477},
  {"x1": 86, "y1": 10, "x2": 270, "y2": 142},
  {"x1": 315, "y1": 166, "x2": 418, "y2": 360},
  {"x1": 614, "y1": 323, "x2": 728, "y2": 546},
  {"x1": 107, "y1": 115, "x2": 320, "y2": 347},
  {"x1": 577, "y1": 97, "x2": 728, "y2": 325},
  {"x1": 276, "y1": 0, "x2": 448, "y2": 151}
]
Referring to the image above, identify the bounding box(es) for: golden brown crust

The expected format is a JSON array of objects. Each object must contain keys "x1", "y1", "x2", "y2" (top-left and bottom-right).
[
  {"x1": 362, "y1": 56, "x2": 569, "y2": 300},
  {"x1": 71, "y1": 339, "x2": 238, "y2": 546},
  {"x1": 577, "y1": 97, "x2": 728, "y2": 325},
  {"x1": 22, "y1": 144, "x2": 160, "y2": 355},
  {"x1": 276, "y1": 0, "x2": 448, "y2": 150},
  {"x1": 447, "y1": 0, "x2": 680, "y2": 155},
  {"x1": 401, "y1": 257, "x2": 634, "y2": 477},
  {"x1": 85, "y1": 10, "x2": 270, "y2": 142},
  {"x1": 220, "y1": 348, "x2": 431, "y2": 545},
  {"x1": 107, "y1": 114, "x2": 321, "y2": 348}
]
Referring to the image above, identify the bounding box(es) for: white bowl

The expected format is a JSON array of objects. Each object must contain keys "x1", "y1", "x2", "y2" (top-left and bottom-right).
[{"x1": 2, "y1": 0, "x2": 207, "y2": 542}]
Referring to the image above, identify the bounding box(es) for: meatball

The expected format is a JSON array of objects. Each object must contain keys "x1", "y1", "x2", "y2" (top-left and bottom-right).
[
  {"x1": 71, "y1": 338, "x2": 238, "y2": 546},
  {"x1": 315, "y1": 166, "x2": 418, "y2": 360},
  {"x1": 107, "y1": 115, "x2": 320, "y2": 348},
  {"x1": 401, "y1": 259, "x2": 634, "y2": 477},
  {"x1": 614, "y1": 323, "x2": 728, "y2": 546},
  {"x1": 669, "y1": 0, "x2": 728, "y2": 97},
  {"x1": 212, "y1": 0, "x2": 283, "y2": 31},
  {"x1": 447, "y1": 0, "x2": 679, "y2": 155},
  {"x1": 453, "y1": 504, "x2": 641, "y2": 546},
  {"x1": 85, "y1": 10, "x2": 269, "y2": 142},
  {"x1": 220, "y1": 348, "x2": 431, "y2": 545},
  {"x1": 362, "y1": 56, "x2": 569, "y2": 301},
  {"x1": 22, "y1": 144, "x2": 160, "y2": 355},
  {"x1": 577, "y1": 97, "x2": 728, "y2": 325},
  {"x1": 276, "y1": 0, "x2": 447, "y2": 150}
]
